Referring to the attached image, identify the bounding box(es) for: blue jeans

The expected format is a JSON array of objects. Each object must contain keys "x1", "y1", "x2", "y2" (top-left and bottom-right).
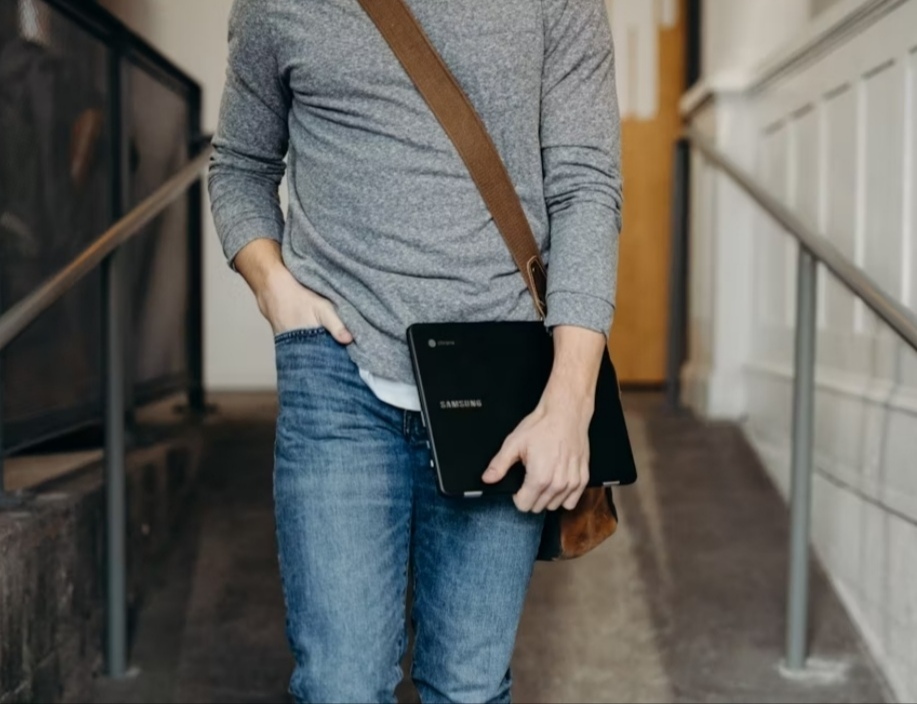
[{"x1": 273, "y1": 329, "x2": 544, "y2": 704}]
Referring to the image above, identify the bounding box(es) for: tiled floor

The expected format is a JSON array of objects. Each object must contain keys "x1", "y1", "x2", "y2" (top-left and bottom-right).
[{"x1": 92, "y1": 393, "x2": 891, "y2": 703}]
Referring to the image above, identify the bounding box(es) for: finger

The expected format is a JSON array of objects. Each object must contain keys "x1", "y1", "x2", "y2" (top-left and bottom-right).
[
  {"x1": 547, "y1": 461, "x2": 583, "y2": 511},
  {"x1": 523, "y1": 465, "x2": 560, "y2": 514},
  {"x1": 483, "y1": 436, "x2": 522, "y2": 484},
  {"x1": 562, "y1": 462, "x2": 590, "y2": 511},
  {"x1": 513, "y1": 456, "x2": 548, "y2": 511},
  {"x1": 317, "y1": 305, "x2": 353, "y2": 344},
  {"x1": 561, "y1": 488, "x2": 584, "y2": 511},
  {"x1": 548, "y1": 478, "x2": 576, "y2": 512},
  {"x1": 513, "y1": 482, "x2": 540, "y2": 512},
  {"x1": 534, "y1": 473, "x2": 569, "y2": 514}
]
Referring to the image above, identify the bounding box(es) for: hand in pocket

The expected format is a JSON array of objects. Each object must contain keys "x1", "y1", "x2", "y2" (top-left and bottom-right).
[{"x1": 257, "y1": 267, "x2": 352, "y2": 344}]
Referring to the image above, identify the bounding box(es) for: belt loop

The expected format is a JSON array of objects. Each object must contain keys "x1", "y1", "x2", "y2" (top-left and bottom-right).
[{"x1": 403, "y1": 410, "x2": 410, "y2": 439}]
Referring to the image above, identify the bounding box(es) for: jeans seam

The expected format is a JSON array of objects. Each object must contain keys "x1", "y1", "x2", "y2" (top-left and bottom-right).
[
  {"x1": 408, "y1": 478, "x2": 420, "y2": 688},
  {"x1": 397, "y1": 485, "x2": 413, "y2": 697}
]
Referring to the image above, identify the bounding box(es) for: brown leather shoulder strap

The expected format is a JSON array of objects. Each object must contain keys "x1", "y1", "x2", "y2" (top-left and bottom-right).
[{"x1": 357, "y1": 0, "x2": 547, "y2": 318}]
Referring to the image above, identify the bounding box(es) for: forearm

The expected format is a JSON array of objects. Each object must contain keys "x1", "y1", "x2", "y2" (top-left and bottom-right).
[
  {"x1": 543, "y1": 201, "x2": 619, "y2": 336},
  {"x1": 233, "y1": 238, "x2": 287, "y2": 304},
  {"x1": 540, "y1": 0, "x2": 622, "y2": 338},
  {"x1": 209, "y1": 152, "x2": 286, "y2": 263},
  {"x1": 543, "y1": 325, "x2": 605, "y2": 412},
  {"x1": 208, "y1": 0, "x2": 290, "y2": 265}
]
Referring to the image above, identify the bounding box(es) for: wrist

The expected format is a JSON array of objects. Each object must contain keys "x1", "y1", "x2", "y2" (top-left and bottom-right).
[
  {"x1": 254, "y1": 261, "x2": 293, "y2": 310},
  {"x1": 544, "y1": 325, "x2": 604, "y2": 410},
  {"x1": 262, "y1": 259, "x2": 292, "y2": 288},
  {"x1": 233, "y1": 238, "x2": 286, "y2": 294},
  {"x1": 541, "y1": 377, "x2": 596, "y2": 419}
]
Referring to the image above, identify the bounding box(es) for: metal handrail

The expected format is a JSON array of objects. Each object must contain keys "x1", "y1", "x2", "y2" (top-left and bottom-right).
[
  {"x1": 685, "y1": 126, "x2": 917, "y2": 353},
  {"x1": 0, "y1": 145, "x2": 213, "y2": 351},
  {"x1": 0, "y1": 142, "x2": 211, "y2": 678},
  {"x1": 678, "y1": 125, "x2": 917, "y2": 674}
]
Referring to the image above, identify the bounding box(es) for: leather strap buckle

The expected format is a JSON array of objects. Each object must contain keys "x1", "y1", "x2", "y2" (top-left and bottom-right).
[{"x1": 526, "y1": 256, "x2": 548, "y2": 320}]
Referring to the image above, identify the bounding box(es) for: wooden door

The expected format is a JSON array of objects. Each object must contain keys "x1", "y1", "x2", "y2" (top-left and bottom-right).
[{"x1": 605, "y1": 0, "x2": 686, "y2": 385}]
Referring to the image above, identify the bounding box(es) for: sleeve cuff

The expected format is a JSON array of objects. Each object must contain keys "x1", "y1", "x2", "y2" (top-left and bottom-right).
[
  {"x1": 220, "y1": 215, "x2": 284, "y2": 271},
  {"x1": 543, "y1": 290, "x2": 614, "y2": 338}
]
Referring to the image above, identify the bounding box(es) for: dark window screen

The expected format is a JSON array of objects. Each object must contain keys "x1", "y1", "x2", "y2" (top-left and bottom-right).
[
  {"x1": 124, "y1": 63, "x2": 190, "y2": 392},
  {"x1": 0, "y1": 0, "x2": 200, "y2": 452},
  {"x1": 0, "y1": 0, "x2": 109, "y2": 445}
]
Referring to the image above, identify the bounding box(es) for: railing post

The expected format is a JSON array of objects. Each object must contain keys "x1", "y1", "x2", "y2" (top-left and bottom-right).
[
  {"x1": 0, "y1": 346, "x2": 6, "y2": 502},
  {"x1": 0, "y1": 292, "x2": 14, "y2": 510},
  {"x1": 785, "y1": 247, "x2": 818, "y2": 671},
  {"x1": 102, "y1": 251, "x2": 128, "y2": 678},
  {"x1": 186, "y1": 164, "x2": 206, "y2": 414},
  {"x1": 666, "y1": 138, "x2": 691, "y2": 410},
  {"x1": 0, "y1": 349, "x2": 24, "y2": 510},
  {"x1": 186, "y1": 82, "x2": 207, "y2": 415},
  {"x1": 104, "y1": 28, "x2": 128, "y2": 677}
]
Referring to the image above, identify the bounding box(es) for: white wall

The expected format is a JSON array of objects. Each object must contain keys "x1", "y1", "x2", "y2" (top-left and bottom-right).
[
  {"x1": 812, "y1": 0, "x2": 845, "y2": 18},
  {"x1": 685, "y1": 0, "x2": 917, "y2": 699},
  {"x1": 99, "y1": 0, "x2": 279, "y2": 390},
  {"x1": 702, "y1": 0, "x2": 809, "y2": 79}
]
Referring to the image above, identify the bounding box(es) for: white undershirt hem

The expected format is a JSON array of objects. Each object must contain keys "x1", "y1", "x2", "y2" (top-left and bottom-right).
[{"x1": 358, "y1": 368, "x2": 422, "y2": 412}]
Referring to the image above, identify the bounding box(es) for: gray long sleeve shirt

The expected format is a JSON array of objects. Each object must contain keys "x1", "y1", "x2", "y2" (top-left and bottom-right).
[{"x1": 209, "y1": 0, "x2": 623, "y2": 385}]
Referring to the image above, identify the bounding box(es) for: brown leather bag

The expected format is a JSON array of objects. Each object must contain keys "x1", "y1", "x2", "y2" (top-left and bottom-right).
[{"x1": 358, "y1": 0, "x2": 621, "y2": 561}]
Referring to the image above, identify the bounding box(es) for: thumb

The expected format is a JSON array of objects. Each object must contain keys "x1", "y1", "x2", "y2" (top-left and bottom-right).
[
  {"x1": 318, "y1": 307, "x2": 353, "y2": 345},
  {"x1": 483, "y1": 437, "x2": 521, "y2": 484}
]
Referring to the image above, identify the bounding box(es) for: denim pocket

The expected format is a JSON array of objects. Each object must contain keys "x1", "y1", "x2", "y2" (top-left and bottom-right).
[{"x1": 274, "y1": 327, "x2": 328, "y2": 345}]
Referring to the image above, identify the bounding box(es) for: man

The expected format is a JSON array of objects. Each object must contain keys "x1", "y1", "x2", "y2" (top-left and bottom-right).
[{"x1": 209, "y1": 1, "x2": 622, "y2": 701}]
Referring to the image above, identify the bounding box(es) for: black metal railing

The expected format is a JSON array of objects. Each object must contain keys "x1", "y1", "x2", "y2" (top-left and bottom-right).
[
  {"x1": 0, "y1": 0, "x2": 205, "y2": 456},
  {"x1": 0, "y1": 0, "x2": 208, "y2": 677}
]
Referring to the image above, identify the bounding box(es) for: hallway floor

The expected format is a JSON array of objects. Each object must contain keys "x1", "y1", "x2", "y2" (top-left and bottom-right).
[{"x1": 92, "y1": 393, "x2": 890, "y2": 703}]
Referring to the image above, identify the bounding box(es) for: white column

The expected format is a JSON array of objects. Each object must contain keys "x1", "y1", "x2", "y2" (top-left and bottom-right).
[{"x1": 681, "y1": 95, "x2": 759, "y2": 420}]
